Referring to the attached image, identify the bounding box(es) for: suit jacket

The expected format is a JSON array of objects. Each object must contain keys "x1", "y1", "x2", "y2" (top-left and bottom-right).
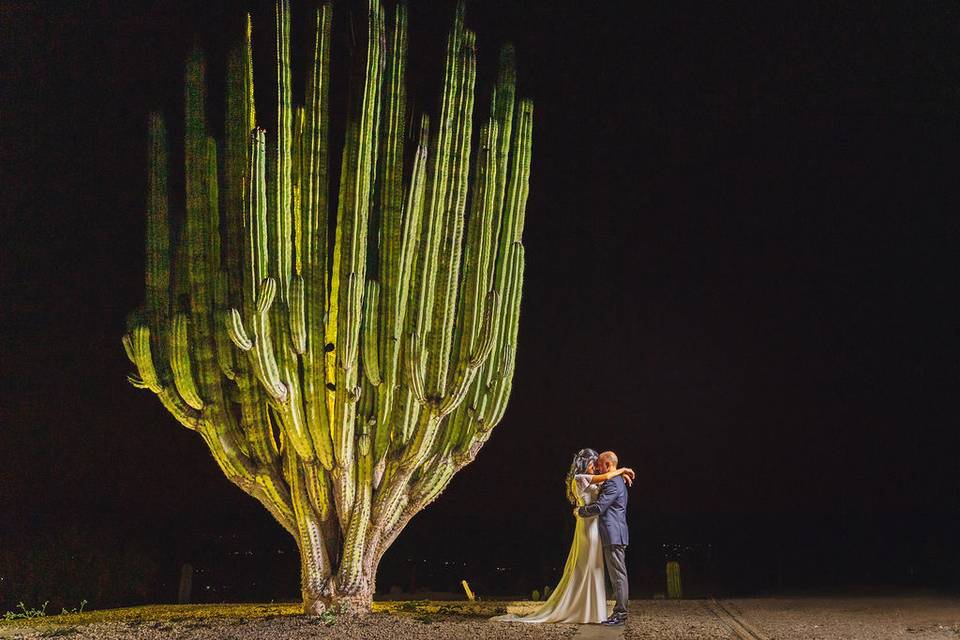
[{"x1": 577, "y1": 474, "x2": 629, "y2": 546}]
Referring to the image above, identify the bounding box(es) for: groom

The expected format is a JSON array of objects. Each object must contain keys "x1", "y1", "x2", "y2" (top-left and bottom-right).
[{"x1": 577, "y1": 450, "x2": 629, "y2": 626}]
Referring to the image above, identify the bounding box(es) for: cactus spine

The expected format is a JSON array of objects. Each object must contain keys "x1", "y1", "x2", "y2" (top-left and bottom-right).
[{"x1": 123, "y1": 0, "x2": 532, "y2": 615}]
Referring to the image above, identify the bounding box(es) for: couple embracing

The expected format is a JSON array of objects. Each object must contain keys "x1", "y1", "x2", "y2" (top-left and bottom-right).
[{"x1": 493, "y1": 449, "x2": 634, "y2": 626}]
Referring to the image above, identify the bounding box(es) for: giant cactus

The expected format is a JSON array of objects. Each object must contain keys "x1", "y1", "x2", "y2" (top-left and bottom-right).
[{"x1": 123, "y1": 0, "x2": 532, "y2": 615}]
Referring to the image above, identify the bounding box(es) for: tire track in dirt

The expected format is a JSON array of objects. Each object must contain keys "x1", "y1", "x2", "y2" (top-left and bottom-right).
[{"x1": 702, "y1": 597, "x2": 769, "y2": 640}]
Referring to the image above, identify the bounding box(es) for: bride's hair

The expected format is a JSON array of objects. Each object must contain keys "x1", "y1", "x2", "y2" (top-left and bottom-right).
[{"x1": 566, "y1": 448, "x2": 598, "y2": 506}]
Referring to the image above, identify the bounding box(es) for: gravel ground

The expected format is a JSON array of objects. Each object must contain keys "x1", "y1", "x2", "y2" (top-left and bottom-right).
[
  {"x1": 625, "y1": 600, "x2": 731, "y2": 640},
  {"x1": 2, "y1": 596, "x2": 958, "y2": 639},
  {"x1": 0, "y1": 609, "x2": 579, "y2": 640},
  {"x1": 730, "y1": 596, "x2": 960, "y2": 639},
  {"x1": 0, "y1": 614, "x2": 580, "y2": 640}
]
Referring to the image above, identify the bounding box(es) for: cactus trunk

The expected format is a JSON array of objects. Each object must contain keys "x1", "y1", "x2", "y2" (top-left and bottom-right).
[{"x1": 124, "y1": 0, "x2": 532, "y2": 615}]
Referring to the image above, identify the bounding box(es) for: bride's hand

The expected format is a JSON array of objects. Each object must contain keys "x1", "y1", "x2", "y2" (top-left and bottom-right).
[{"x1": 619, "y1": 467, "x2": 635, "y2": 480}]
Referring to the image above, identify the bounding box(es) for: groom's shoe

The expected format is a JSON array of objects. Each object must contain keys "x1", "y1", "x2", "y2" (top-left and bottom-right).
[{"x1": 601, "y1": 613, "x2": 626, "y2": 626}]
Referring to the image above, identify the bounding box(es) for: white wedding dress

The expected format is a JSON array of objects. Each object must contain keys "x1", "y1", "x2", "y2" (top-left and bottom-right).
[{"x1": 491, "y1": 474, "x2": 609, "y2": 623}]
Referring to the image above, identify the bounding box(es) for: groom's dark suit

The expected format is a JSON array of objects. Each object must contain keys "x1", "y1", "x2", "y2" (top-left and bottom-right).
[{"x1": 578, "y1": 474, "x2": 629, "y2": 618}]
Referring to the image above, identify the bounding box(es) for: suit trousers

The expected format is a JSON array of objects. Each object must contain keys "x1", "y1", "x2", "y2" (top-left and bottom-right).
[{"x1": 602, "y1": 543, "x2": 628, "y2": 616}]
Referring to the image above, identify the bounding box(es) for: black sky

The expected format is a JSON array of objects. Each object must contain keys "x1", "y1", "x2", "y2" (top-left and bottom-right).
[{"x1": 2, "y1": 0, "x2": 958, "y2": 603}]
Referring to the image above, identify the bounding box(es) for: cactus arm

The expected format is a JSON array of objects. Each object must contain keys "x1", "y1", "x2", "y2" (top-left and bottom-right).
[
  {"x1": 372, "y1": 3, "x2": 408, "y2": 460},
  {"x1": 337, "y1": 273, "x2": 360, "y2": 370},
  {"x1": 289, "y1": 274, "x2": 307, "y2": 354},
  {"x1": 169, "y1": 313, "x2": 205, "y2": 410},
  {"x1": 375, "y1": 115, "x2": 426, "y2": 462},
  {"x1": 213, "y1": 272, "x2": 237, "y2": 380},
  {"x1": 224, "y1": 13, "x2": 255, "y2": 312},
  {"x1": 374, "y1": 1, "x2": 408, "y2": 392},
  {"x1": 437, "y1": 121, "x2": 497, "y2": 454},
  {"x1": 327, "y1": 2, "x2": 385, "y2": 523},
  {"x1": 129, "y1": 325, "x2": 162, "y2": 393},
  {"x1": 185, "y1": 59, "x2": 260, "y2": 483},
  {"x1": 427, "y1": 26, "x2": 476, "y2": 398},
  {"x1": 410, "y1": 5, "x2": 463, "y2": 399},
  {"x1": 274, "y1": 0, "x2": 293, "y2": 302},
  {"x1": 361, "y1": 280, "x2": 381, "y2": 386},
  {"x1": 122, "y1": 333, "x2": 137, "y2": 365},
  {"x1": 287, "y1": 453, "x2": 333, "y2": 594},
  {"x1": 302, "y1": 3, "x2": 335, "y2": 471},
  {"x1": 226, "y1": 308, "x2": 253, "y2": 350},
  {"x1": 237, "y1": 374, "x2": 279, "y2": 467},
  {"x1": 142, "y1": 113, "x2": 173, "y2": 389},
  {"x1": 460, "y1": 99, "x2": 532, "y2": 441},
  {"x1": 486, "y1": 243, "x2": 525, "y2": 427},
  {"x1": 397, "y1": 10, "x2": 475, "y2": 466},
  {"x1": 145, "y1": 112, "x2": 171, "y2": 328},
  {"x1": 338, "y1": 431, "x2": 372, "y2": 592},
  {"x1": 248, "y1": 277, "x2": 287, "y2": 401},
  {"x1": 404, "y1": 331, "x2": 429, "y2": 407},
  {"x1": 448, "y1": 121, "x2": 497, "y2": 369},
  {"x1": 233, "y1": 132, "x2": 288, "y2": 404},
  {"x1": 293, "y1": 106, "x2": 304, "y2": 278},
  {"x1": 480, "y1": 100, "x2": 533, "y2": 427},
  {"x1": 156, "y1": 386, "x2": 203, "y2": 431},
  {"x1": 409, "y1": 457, "x2": 455, "y2": 509},
  {"x1": 246, "y1": 129, "x2": 270, "y2": 315},
  {"x1": 459, "y1": 51, "x2": 520, "y2": 416},
  {"x1": 303, "y1": 461, "x2": 334, "y2": 523},
  {"x1": 373, "y1": 456, "x2": 455, "y2": 563},
  {"x1": 252, "y1": 466, "x2": 297, "y2": 538},
  {"x1": 262, "y1": 39, "x2": 317, "y2": 465},
  {"x1": 436, "y1": 290, "x2": 498, "y2": 420},
  {"x1": 489, "y1": 45, "x2": 517, "y2": 230}
]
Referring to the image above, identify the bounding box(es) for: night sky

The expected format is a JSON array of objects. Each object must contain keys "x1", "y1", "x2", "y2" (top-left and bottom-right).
[{"x1": 2, "y1": 0, "x2": 958, "y2": 606}]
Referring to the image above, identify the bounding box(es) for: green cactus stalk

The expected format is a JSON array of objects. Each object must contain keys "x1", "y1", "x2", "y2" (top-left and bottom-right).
[
  {"x1": 667, "y1": 560, "x2": 683, "y2": 599},
  {"x1": 124, "y1": 0, "x2": 532, "y2": 615}
]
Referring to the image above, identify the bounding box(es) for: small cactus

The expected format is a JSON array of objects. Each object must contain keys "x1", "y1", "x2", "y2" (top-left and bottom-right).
[
  {"x1": 666, "y1": 560, "x2": 682, "y2": 599},
  {"x1": 178, "y1": 562, "x2": 194, "y2": 604},
  {"x1": 544, "y1": 584, "x2": 551, "y2": 599},
  {"x1": 531, "y1": 589, "x2": 541, "y2": 601}
]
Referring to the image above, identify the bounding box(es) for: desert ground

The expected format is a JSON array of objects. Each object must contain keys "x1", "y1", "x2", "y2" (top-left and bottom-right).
[{"x1": 1, "y1": 596, "x2": 958, "y2": 639}]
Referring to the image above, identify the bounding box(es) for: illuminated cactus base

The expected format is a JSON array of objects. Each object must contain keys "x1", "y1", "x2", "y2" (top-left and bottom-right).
[{"x1": 124, "y1": 0, "x2": 532, "y2": 614}]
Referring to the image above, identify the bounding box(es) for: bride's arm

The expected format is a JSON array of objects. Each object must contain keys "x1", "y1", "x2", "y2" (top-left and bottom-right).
[{"x1": 587, "y1": 467, "x2": 635, "y2": 485}]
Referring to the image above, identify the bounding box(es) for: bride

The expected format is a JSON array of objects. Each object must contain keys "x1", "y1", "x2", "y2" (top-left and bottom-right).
[{"x1": 491, "y1": 448, "x2": 635, "y2": 624}]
